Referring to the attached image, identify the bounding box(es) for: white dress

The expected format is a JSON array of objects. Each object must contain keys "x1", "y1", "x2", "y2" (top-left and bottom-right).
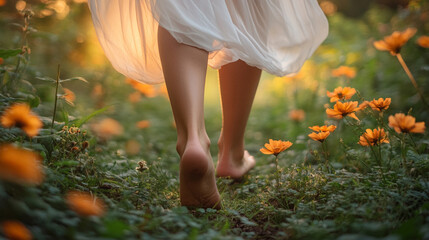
[{"x1": 88, "y1": 0, "x2": 329, "y2": 84}]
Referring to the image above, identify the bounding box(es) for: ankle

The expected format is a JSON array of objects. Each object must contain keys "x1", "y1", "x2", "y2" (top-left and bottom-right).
[
  {"x1": 177, "y1": 132, "x2": 210, "y2": 156},
  {"x1": 217, "y1": 140, "x2": 244, "y2": 163}
]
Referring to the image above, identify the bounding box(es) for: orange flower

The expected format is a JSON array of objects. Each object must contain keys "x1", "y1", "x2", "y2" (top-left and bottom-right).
[
  {"x1": 331, "y1": 66, "x2": 356, "y2": 78},
  {"x1": 91, "y1": 83, "x2": 104, "y2": 98},
  {"x1": 308, "y1": 125, "x2": 336, "y2": 132},
  {"x1": 128, "y1": 91, "x2": 141, "y2": 103},
  {"x1": 0, "y1": 144, "x2": 44, "y2": 185},
  {"x1": 158, "y1": 84, "x2": 169, "y2": 98},
  {"x1": 373, "y1": 28, "x2": 417, "y2": 55},
  {"x1": 369, "y1": 98, "x2": 391, "y2": 112},
  {"x1": 0, "y1": 103, "x2": 43, "y2": 137},
  {"x1": 62, "y1": 88, "x2": 76, "y2": 105},
  {"x1": 136, "y1": 120, "x2": 150, "y2": 129},
  {"x1": 0, "y1": 0, "x2": 5, "y2": 7},
  {"x1": 356, "y1": 101, "x2": 370, "y2": 111},
  {"x1": 358, "y1": 128, "x2": 389, "y2": 146},
  {"x1": 388, "y1": 113, "x2": 425, "y2": 133},
  {"x1": 126, "y1": 78, "x2": 157, "y2": 98},
  {"x1": 0, "y1": 57, "x2": 4, "y2": 65},
  {"x1": 66, "y1": 191, "x2": 106, "y2": 217},
  {"x1": 326, "y1": 101, "x2": 359, "y2": 120},
  {"x1": 289, "y1": 109, "x2": 305, "y2": 122},
  {"x1": 1, "y1": 221, "x2": 32, "y2": 240},
  {"x1": 260, "y1": 139, "x2": 293, "y2": 156},
  {"x1": 326, "y1": 87, "x2": 356, "y2": 102},
  {"x1": 308, "y1": 131, "x2": 330, "y2": 142},
  {"x1": 91, "y1": 118, "x2": 123, "y2": 140},
  {"x1": 417, "y1": 36, "x2": 429, "y2": 48}
]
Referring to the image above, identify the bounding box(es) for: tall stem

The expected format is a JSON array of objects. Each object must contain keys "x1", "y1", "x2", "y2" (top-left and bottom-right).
[
  {"x1": 400, "y1": 134, "x2": 408, "y2": 174},
  {"x1": 274, "y1": 155, "x2": 280, "y2": 191},
  {"x1": 321, "y1": 141, "x2": 330, "y2": 173},
  {"x1": 396, "y1": 54, "x2": 429, "y2": 108},
  {"x1": 51, "y1": 64, "x2": 60, "y2": 133}
]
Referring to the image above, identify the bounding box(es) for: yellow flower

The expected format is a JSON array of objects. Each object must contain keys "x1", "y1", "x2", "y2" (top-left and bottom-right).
[
  {"x1": 126, "y1": 78, "x2": 157, "y2": 98},
  {"x1": 260, "y1": 139, "x2": 293, "y2": 156},
  {"x1": 388, "y1": 113, "x2": 425, "y2": 134},
  {"x1": 326, "y1": 87, "x2": 356, "y2": 102},
  {"x1": 358, "y1": 128, "x2": 389, "y2": 146},
  {"x1": 1, "y1": 221, "x2": 32, "y2": 240},
  {"x1": 308, "y1": 131, "x2": 330, "y2": 142},
  {"x1": 1, "y1": 103, "x2": 43, "y2": 137},
  {"x1": 369, "y1": 98, "x2": 391, "y2": 112},
  {"x1": 373, "y1": 28, "x2": 417, "y2": 55},
  {"x1": 0, "y1": 144, "x2": 44, "y2": 185},
  {"x1": 326, "y1": 101, "x2": 359, "y2": 120},
  {"x1": 136, "y1": 120, "x2": 150, "y2": 129},
  {"x1": 308, "y1": 125, "x2": 336, "y2": 132},
  {"x1": 66, "y1": 191, "x2": 106, "y2": 217},
  {"x1": 289, "y1": 109, "x2": 305, "y2": 122},
  {"x1": 331, "y1": 66, "x2": 356, "y2": 78},
  {"x1": 91, "y1": 118, "x2": 123, "y2": 140},
  {"x1": 417, "y1": 36, "x2": 429, "y2": 48}
]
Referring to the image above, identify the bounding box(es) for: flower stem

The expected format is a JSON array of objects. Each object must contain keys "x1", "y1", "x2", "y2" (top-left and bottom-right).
[
  {"x1": 321, "y1": 141, "x2": 330, "y2": 173},
  {"x1": 396, "y1": 54, "x2": 429, "y2": 109},
  {"x1": 51, "y1": 64, "x2": 60, "y2": 134},
  {"x1": 274, "y1": 155, "x2": 280, "y2": 190},
  {"x1": 400, "y1": 134, "x2": 408, "y2": 174}
]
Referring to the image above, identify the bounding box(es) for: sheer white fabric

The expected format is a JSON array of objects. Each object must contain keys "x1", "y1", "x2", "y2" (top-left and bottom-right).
[{"x1": 88, "y1": 0, "x2": 329, "y2": 84}]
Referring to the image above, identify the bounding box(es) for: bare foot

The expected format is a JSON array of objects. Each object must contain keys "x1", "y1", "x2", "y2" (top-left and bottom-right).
[
  {"x1": 179, "y1": 142, "x2": 221, "y2": 209},
  {"x1": 216, "y1": 150, "x2": 256, "y2": 179}
]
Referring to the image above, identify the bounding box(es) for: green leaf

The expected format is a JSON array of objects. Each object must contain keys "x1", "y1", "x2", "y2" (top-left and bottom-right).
[
  {"x1": 28, "y1": 96, "x2": 40, "y2": 108},
  {"x1": 0, "y1": 49, "x2": 22, "y2": 59},
  {"x1": 35, "y1": 76, "x2": 56, "y2": 83},
  {"x1": 102, "y1": 220, "x2": 129, "y2": 238},
  {"x1": 53, "y1": 161, "x2": 79, "y2": 167},
  {"x1": 2, "y1": 71, "x2": 10, "y2": 85},
  {"x1": 59, "y1": 77, "x2": 88, "y2": 83},
  {"x1": 69, "y1": 106, "x2": 109, "y2": 127}
]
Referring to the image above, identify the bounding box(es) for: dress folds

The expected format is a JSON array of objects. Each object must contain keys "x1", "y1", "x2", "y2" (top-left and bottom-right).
[{"x1": 88, "y1": 0, "x2": 329, "y2": 84}]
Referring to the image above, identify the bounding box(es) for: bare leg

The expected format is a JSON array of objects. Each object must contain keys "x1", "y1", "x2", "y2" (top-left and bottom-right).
[
  {"x1": 158, "y1": 26, "x2": 220, "y2": 209},
  {"x1": 216, "y1": 60, "x2": 261, "y2": 179}
]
